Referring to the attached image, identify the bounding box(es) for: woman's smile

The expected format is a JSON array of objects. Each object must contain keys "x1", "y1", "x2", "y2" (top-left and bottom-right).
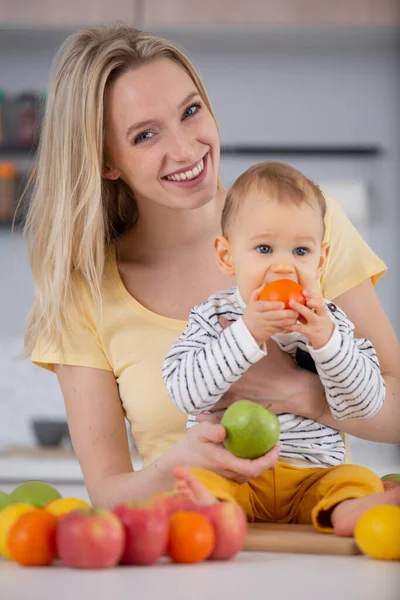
[{"x1": 163, "y1": 153, "x2": 208, "y2": 188}]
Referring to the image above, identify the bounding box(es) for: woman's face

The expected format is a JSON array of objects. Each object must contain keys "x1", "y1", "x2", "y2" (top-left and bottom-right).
[{"x1": 104, "y1": 58, "x2": 220, "y2": 212}]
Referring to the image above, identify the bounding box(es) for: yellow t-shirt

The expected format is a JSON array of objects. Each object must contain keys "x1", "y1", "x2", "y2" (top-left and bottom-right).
[{"x1": 32, "y1": 195, "x2": 387, "y2": 468}]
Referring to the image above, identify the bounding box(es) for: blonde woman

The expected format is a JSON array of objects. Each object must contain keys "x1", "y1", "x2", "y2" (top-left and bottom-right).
[{"x1": 25, "y1": 26, "x2": 399, "y2": 508}]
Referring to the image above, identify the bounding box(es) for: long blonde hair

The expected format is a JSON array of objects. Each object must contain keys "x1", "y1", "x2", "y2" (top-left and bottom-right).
[{"x1": 24, "y1": 25, "x2": 223, "y2": 355}]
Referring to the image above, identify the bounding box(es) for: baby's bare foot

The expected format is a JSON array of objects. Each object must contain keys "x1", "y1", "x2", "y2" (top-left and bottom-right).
[
  {"x1": 332, "y1": 486, "x2": 400, "y2": 537},
  {"x1": 173, "y1": 466, "x2": 218, "y2": 506}
]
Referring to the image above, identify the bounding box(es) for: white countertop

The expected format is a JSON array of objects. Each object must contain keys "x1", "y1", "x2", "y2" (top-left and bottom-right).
[
  {"x1": 1, "y1": 551, "x2": 399, "y2": 600},
  {"x1": 0, "y1": 451, "x2": 143, "y2": 483}
]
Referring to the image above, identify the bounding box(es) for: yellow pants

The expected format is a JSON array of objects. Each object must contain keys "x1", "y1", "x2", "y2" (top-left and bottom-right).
[{"x1": 190, "y1": 462, "x2": 383, "y2": 533}]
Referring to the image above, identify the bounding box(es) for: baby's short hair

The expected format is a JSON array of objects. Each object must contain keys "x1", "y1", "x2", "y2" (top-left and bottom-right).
[{"x1": 221, "y1": 161, "x2": 326, "y2": 235}]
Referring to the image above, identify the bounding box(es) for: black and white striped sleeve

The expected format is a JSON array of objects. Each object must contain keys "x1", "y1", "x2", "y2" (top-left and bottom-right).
[
  {"x1": 162, "y1": 308, "x2": 266, "y2": 414},
  {"x1": 308, "y1": 308, "x2": 385, "y2": 421}
]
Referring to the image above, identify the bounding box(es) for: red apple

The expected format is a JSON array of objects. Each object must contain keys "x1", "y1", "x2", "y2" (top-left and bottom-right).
[
  {"x1": 148, "y1": 492, "x2": 199, "y2": 519},
  {"x1": 113, "y1": 503, "x2": 168, "y2": 565},
  {"x1": 57, "y1": 508, "x2": 125, "y2": 569},
  {"x1": 198, "y1": 502, "x2": 248, "y2": 560}
]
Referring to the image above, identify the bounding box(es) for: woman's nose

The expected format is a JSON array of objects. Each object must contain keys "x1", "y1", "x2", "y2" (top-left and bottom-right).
[{"x1": 167, "y1": 128, "x2": 197, "y2": 163}]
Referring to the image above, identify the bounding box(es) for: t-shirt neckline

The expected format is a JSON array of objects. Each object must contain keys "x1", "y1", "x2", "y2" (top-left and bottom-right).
[{"x1": 109, "y1": 243, "x2": 187, "y2": 330}]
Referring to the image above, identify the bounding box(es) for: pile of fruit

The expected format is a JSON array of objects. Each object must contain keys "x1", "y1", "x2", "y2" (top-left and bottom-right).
[
  {"x1": 1, "y1": 398, "x2": 400, "y2": 569},
  {"x1": 0, "y1": 481, "x2": 248, "y2": 568}
]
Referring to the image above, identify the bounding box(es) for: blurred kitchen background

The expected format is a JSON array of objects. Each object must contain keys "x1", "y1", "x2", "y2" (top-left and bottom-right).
[{"x1": 0, "y1": 1, "x2": 399, "y2": 494}]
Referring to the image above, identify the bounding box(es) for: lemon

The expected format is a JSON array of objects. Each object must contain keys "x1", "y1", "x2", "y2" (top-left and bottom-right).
[
  {"x1": 45, "y1": 497, "x2": 90, "y2": 517},
  {"x1": 0, "y1": 503, "x2": 35, "y2": 559},
  {"x1": 355, "y1": 505, "x2": 400, "y2": 561}
]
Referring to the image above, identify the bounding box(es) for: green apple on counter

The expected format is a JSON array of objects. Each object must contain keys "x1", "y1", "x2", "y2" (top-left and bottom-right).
[
  {"x1": 9, "y1": 481, "x2": 62, "y2": 507},
  {"x1": 221, "y1": 399, "x2": 280, "y2": 459},
  {"x1": 0, "y1": 491, "x2": 10, "y2": 510},
  {"x1": 381, "y1": 473, "x2": 400, "y2": 482}
]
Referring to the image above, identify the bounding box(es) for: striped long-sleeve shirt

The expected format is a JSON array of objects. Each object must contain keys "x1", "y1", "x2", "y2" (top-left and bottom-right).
[{"x1": 162, "y1": 287, "x2": 385, "y2": 468}]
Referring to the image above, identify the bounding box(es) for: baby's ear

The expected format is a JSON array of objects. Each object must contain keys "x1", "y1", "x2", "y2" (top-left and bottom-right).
[
  {"x1": 214, "y1": 236, "x2": 235, "y2": 276},
  {"x1": 318, "y1": 242, "x2": 331, "y2": 277}
]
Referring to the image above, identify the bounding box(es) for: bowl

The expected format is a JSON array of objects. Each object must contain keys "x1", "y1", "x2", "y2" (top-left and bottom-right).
[{"x1": 31, "y1": 419, "x2": 69, "y2": 448}]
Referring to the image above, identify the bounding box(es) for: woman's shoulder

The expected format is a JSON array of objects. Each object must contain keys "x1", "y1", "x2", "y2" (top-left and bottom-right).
[{"x1": 320, "y1": 194, "x2": 387, "y2": 299}]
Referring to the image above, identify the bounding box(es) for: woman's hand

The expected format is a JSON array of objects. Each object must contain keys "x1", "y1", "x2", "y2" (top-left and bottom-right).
[{"x1": 173, "y1": 421, "x2": 280, "y2": 484}]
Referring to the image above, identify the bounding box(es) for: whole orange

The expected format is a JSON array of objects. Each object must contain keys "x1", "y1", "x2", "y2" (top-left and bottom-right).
[
  {"x1": 0, "y1": 503, "x2": 35, "y2": 559},
  {"x1": 167, "y1": 511, "x2": 215, "y2": 564},
  {"x1": 259, "y1": 279, "x2": 305, "y2": 309},
  {"x1": 8, "y1": 509, "x2": 58, "y2": 566}
]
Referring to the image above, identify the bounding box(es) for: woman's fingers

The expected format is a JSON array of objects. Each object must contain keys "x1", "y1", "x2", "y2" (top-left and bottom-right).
[
  {"x1": 188, "y1": 421, "x2": 281, "y2": 483},
  {"x1": 195, "y1": 421, "x2": 226, "y2": 444},
  {"x1": 213, "y1": 442, "x2": 281, "y2": 483},
  {"x1": 219, "y1": 443, "x2": 280, "y2": 483}
]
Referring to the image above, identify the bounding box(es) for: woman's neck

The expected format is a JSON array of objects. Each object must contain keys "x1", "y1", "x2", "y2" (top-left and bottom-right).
[{"x1": 118, "y1": 194, "x2": 225, "y2": 265}]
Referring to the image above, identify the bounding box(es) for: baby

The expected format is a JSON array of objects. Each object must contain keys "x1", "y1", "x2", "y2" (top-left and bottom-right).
[{"x1": 163, "y1": 161, "x2": 398, "y2": 536}]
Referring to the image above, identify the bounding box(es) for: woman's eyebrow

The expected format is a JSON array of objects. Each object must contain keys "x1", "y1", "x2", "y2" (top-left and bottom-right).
[
  {"x1": 125, "y1": 91, "x2": 201, "y2": 141},
  {"x1": 178, "y1": 90, "x2": 200, "y2": 109},
  {"x1": 126, "y1": 118, "x2": 155, "y2": 141}
]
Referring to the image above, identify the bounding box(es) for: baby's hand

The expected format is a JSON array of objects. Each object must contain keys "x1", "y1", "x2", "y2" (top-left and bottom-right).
[
  {"x1": 285, "y1": 290, "x2": 334, "y2": 349},
  {"x1": 243, "y1": 287, "x2": 299, "y2": 346}
]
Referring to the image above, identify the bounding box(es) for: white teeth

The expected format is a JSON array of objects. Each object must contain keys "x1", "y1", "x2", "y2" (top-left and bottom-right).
[{"x1": 166, "y1": 158, "x2": 204, "y2": 182}]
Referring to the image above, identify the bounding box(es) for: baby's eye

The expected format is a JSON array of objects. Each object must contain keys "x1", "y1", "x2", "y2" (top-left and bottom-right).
[
  {"x1": 134, "y1": 131, "x2": 153, "y2": 144},
  {"x1": 256, "y1": 245, "x2": 272, "y2": 254},
  {"x1": 293, "y1": 247, "x2": 308, "y2": 256}
]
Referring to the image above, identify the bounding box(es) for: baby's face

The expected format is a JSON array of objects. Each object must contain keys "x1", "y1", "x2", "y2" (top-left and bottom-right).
[{"x1": 225, "y1": 191, "x2": 327, "y2": 304}]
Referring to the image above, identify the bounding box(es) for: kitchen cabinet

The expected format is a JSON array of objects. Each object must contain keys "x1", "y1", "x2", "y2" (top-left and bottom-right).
[
  {"x1": 141, "y1": 0, "x2": 400, "y2": 28},
  {"x1": 1, "y1": 0, "x2": 399, "y2": 30},
  {"x1": 0, "y1": 0, "x2": 137, "y2": 28}
]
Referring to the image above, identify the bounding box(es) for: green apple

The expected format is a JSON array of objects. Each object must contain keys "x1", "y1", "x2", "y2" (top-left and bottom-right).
[
  {"x1": 9, "y1": 481, "x2": 62, "y2": 508},
  {"x1": 381, "y1": 473, "x2": 400, "y2": 483},
  {"x1": 0, "y1": 491, "x2": 10, "y2": 510},
  {"x1": 221, "y1": 400, "x2": 280, "y2": 459}
]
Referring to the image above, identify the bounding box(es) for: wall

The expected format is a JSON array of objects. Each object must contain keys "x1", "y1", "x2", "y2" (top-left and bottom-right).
[{"x1": 0, "y1": 27, "x2": 399, "y2": 469}]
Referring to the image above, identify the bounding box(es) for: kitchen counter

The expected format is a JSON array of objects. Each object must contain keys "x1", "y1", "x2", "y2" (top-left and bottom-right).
[
  {"x1": 1, "y1": 551, "x2": 399, "y2": 600},
  {"x1": 0, "y1": 448, "x2": 143, "y2": 501},
  {"x1": 0, "y1": 448, "x2": 143, "y2": 483}
]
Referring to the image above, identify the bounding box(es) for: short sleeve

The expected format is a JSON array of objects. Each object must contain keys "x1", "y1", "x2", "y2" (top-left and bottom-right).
[
  {"x1": 31, "y1": 277, "x2": 112, "y2": 373},
  {"x1": 320, "y1": 195, "x2": 387, "y2": 301}
]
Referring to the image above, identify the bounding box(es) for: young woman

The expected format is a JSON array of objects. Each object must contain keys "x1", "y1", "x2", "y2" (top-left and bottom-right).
[{"x1": 25, "y1": 26, "x2": 400, "y2": 508}]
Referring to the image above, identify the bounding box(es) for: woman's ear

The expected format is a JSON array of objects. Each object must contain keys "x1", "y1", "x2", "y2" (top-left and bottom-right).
[
  {"x1": 102, "y1": 164, "x2": 120, "y2": 181},
  {"x1": 214, "y1": 236, "x2": 235, "y2": 276},
  {"x1": 318, "y1": 242, "x2": 331, "y2": 277}
]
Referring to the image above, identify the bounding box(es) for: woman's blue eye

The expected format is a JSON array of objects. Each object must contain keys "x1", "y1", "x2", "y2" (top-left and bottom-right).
[
  {"x1": 256, "y1": 245, "x2": 272, "y2": 254},
  {"x1": 134, "y1": 131, "x2": 153, "y2": 144},
  {"x1": 293, "y1": 247, "x2": 308, "y2": 256},
  {"x1": 183, "y1": 103, "x2": 201, "y2": 119}
]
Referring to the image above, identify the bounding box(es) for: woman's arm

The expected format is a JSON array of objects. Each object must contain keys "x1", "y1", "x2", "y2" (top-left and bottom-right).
[
  {"x1": 56, "y1": 364, "x2": 280, "y2": 508},
  {"x1": 317, "y1": 279, "x2": 400, "y2": 443},
  {"x1": 55, "y1": 365, "x2": 177, "y2": 507}
]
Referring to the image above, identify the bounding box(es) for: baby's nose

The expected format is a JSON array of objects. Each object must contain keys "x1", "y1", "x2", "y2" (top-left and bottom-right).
[{"x1": 270, "y1": 262, "x2": 295, "y2": 274}]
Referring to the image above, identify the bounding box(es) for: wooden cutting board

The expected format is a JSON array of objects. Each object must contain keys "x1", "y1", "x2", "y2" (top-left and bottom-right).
[{"x1": 243, "y1": 522, "x2": 361, "y2": 555}]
